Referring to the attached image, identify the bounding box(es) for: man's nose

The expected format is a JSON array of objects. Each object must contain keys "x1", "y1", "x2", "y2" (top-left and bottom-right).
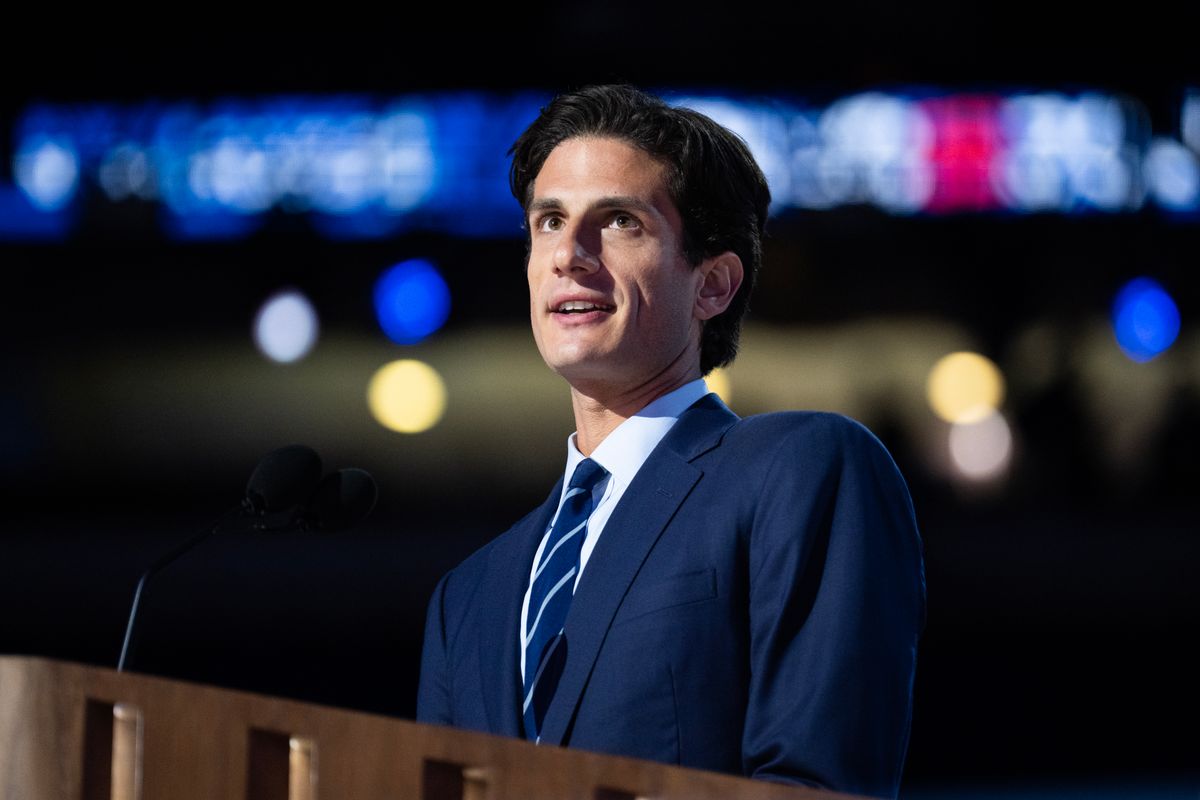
[{"x1": 552, "y1": 222, "x2": 601, "y2": 275}]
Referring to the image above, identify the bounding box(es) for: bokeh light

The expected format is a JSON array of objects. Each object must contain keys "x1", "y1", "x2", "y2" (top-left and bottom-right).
[
  {"x1": 367, "y1": 359, "x2": 447, "y2": 433},
  {"x1": 14, "y1": 137, "x2": 80, "y2": 211},
  {"x1": 948, "y1": 410, "x2": 1013, "y2": 481},
  {"x1": 1112, "y1": 277, "x2": 1181, "y2": 362},
  {"x1": 926, "y1": 351, "x2": 1006, "y2": 424},
  {"x1": 98, "y1": 143, "x2": 155, "y2": 201},
  {"x1": 253, "y1": 290, "x2": 320, "y2": 363},
  {"x1": 815, "y1": 92, "x2": 935, "y2": 213},
  {"x1": 374, "y1": 259, "x2": 451, "y2": 345},
  {"x1": 1182, "y1": 90, "x2": 1200, "y2": 153},
  {"x1": 995, "y1": 93, "x2": 1138, "y2": 213},
  {"x1": 1144, "y1": 138, "x2": 1200, "y2": 211}
]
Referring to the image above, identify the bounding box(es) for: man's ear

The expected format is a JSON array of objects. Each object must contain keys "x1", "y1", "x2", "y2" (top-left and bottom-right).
[{"x1": 695, "y1": 251, "x2": 744, "y2": 321}]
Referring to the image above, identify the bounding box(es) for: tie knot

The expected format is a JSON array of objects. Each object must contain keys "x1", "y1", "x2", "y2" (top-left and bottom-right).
[{"x1": 568, "y1": 458, "x2": 607, "y2": 492}]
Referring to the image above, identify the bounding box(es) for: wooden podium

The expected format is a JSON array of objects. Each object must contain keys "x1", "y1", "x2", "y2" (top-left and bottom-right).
[{"x1": 0, "y1": 656, "x2": 856, "y2": 800}]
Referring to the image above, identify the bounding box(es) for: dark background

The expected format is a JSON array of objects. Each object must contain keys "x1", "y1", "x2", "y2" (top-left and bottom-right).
[{"x1": 2, "y1": 15, "x2": 1197, "y2": 797}]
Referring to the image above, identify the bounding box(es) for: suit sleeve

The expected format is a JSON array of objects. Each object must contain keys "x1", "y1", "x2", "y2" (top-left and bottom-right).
[
  {"x1": 742, "y1": 416, "x2": 926, "y2": 799},
  {"x1": 416, "y1": 571, "x2": 454, "y2": 725}
]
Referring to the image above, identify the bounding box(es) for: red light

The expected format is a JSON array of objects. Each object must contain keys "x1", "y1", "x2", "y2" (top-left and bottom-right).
[{"x1": 920, "y1": 96, "x2": 1005, "y2": 213}]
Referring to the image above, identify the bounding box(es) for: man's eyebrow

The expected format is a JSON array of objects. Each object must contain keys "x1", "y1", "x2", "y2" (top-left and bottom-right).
[
  {"x1": 527, "y1": 195, "x2": 656, "y2": 216},
  {"x1": 527, "y1": 197, "x2": 563, "y2": 215},
  {"x1": 593, "y1": 195, "x2": 656, "y2": 214}
]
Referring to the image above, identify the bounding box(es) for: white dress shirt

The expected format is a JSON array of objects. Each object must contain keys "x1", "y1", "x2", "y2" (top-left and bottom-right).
[{"x1": 519, "y1": 378, "x2": 711, "y2": 680}]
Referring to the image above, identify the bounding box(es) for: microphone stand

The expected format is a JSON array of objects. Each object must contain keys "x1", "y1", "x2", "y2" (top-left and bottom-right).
[{"x1": 117, "y1": 504, "x2": 248, "y2": 672}]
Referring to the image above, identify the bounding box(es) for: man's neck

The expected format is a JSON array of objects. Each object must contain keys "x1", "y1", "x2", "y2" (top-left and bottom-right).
[{"x1": 568, "y1": 367, "x2": 702, "y2": 456}]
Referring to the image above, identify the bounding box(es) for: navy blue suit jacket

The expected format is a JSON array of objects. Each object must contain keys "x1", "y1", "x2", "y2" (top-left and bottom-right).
[{"x1": 417, "y1": 394, "x2": 925, "y2": 798}]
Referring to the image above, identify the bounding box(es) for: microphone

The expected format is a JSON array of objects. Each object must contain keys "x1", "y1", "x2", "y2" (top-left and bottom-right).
[
  {"x1": 245, "y1": 444, "x2": 323, "y2": 517},
  {"x1": 117, "y1": 444, "x2": 322, "y2": 672},
  {"x1": 297, "y1": 467, "x2": 379, "y2": 531}
]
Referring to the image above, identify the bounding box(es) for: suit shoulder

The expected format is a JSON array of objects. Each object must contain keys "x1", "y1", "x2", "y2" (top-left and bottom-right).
[{"x1": 729, "y1": 409, "x2": 892, "y2": 463}]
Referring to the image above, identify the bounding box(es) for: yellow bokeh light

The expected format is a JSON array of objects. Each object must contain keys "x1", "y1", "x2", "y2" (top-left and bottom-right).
[
  {"x1": 367, "y1": 359, "x2": 447, "y2": 434},
  {"x1": 706, "y1": 368, "x2": 733, "y2": 405},
  {"x1": 926, "y1": 351, "x2": 1005, "y2": 424}
]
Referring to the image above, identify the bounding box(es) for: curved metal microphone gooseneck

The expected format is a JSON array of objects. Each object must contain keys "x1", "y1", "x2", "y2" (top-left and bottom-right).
[{"x1": 116, "y1": 444, "x2": 322, "y2": 672}]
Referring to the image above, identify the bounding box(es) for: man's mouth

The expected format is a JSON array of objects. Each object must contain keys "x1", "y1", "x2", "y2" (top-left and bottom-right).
[{"x1": 553, "y1": 301, "x2": 615, "y2": 314}]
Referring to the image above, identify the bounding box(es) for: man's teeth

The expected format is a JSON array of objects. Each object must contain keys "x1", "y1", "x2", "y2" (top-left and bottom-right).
[{"x1": 556, "y1": 301, "x2": 607, "y2": 312}]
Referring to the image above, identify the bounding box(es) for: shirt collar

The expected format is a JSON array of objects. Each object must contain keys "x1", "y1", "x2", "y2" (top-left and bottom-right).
[{"x1": 561, "y1": 378, "x2": 711, "y2": 500}]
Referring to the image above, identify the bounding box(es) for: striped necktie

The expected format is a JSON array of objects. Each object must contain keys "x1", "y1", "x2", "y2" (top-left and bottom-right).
[{"x1": 522, "y1": 457, "x2": 607, "y2": 742}]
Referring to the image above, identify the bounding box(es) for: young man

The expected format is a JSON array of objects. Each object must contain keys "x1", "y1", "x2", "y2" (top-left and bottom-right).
[{"x1": 417, "y1": 85, "x2": 925, "y2": 799}]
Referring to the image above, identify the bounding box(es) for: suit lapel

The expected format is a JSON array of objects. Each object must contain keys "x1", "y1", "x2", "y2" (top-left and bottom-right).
[
  {"x1": 477, "y1": 478, "x2": 562, "y2": 737},
  {"x1": 537, "y1": 393, "x2": 739, "y2": 745}
]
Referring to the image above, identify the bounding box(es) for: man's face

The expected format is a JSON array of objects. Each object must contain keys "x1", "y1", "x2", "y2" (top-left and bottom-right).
[{"x1": 526, "y1": 136, "x2": 705, "y2": 393}]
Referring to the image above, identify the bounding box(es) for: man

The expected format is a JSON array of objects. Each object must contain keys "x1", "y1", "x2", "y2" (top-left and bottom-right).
[{"x1": 417, "y1": 85, "x2": 925, "y2": 799}]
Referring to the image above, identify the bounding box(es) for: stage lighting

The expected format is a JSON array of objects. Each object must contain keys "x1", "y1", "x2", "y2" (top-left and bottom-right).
[
  {"x1": 1182, "y1": 90, "x2": 1200, "y2": 154},
  {"x1": 367, "y1": 359, "x2": 447, "y2": 434},
  {"x1": 1112, "y1": 277, "x2": 1181, "y2": 362},
  {"x1": 996, "y1": 93, "x2": 1139, "y2": 212},
  {"x1": 926, "y1": 351, "x2": 1006, "y2": 424},
  {"x1": 14, "y1": 137, "x2": 79, "y2": 212},
  {"x1": 374, "y1": 259, "x2": 451, "y2": 345},
  {"x1": 253, "y1": 290, "x2": 320, "y2": 364},
  {"x1": 817, "y1": 93, "x2": 935, "y2": 213},
  {"x1": 948, "y1": 410, "x2": 1013, "y2": 482},
  {"x1": 1144, "y1": 138, "x2": 1200, "y2": 211}
]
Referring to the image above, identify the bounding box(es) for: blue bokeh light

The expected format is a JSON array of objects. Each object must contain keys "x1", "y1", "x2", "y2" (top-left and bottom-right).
[
  {"x1": 374, "y1": 259, "x2": 451, "y2": 344},
  {"x1": 1112, "y1": 277, "x2": 1181, "y2": 362},
  {"x1": 14, "y1": 136, "x2": 80, "y2": 211}
]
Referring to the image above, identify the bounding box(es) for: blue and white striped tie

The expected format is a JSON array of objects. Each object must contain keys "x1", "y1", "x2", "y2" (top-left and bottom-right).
[{"x1": 522, "y1": 457, "x2": 607, "y2": 742}]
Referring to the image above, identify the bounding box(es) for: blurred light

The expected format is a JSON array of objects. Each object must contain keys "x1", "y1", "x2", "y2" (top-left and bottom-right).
[
  {"x1": 995, "y1": 93, "x2": 1142, "y2": 212},
  {"x1": 98, "y1": 143, "x2": 155, "y2": 201},
  {"x1": 312, "y1": 126, "x2": 376, "y2": 214},
  {"x1": 1112, "y1": 277, "x2": 1181, "y2": 362},
  {"x1": 378, "y1": 107, "x2": 436, "y2": 212},
  {"x1": 948, "y1": 410, "x2": 1013, "y2": 481},
  {"x1": 5, "y1": 89, "x2": 1164, "y2": 234},
  {"x1": 367, "y1": 359, "x2": 447, "y2": 433},
  {"x1": 1070, "y1": 151, "x2": 1133, "y2": 211},
  {"x1": 1182, "y1": 90, "x2": 1200, "y2": 153},
  {"x1": 920, "y1": 95, "x2": 1002, "y2": 212},
  {"x1": 374, "y1": 259, "x2": 451, "y2": 345},
  {"x1": 995, "y1": 149, "x2": 1067, "y2": 210},
  {"x1": 416, "y1": 92, "x2": 548, "y2": 236},
  {"x1": 253, "y1": 290, "x2": 320, "y2": 363},
  {"x1": 14, "y1": 137, "x2": 79, "y2": 211},
  {"x1": 926, "y1": 351, "x2": 1005, "y2": 424},
  {"x1": 1144, "y1": 138, "x2": 1200, "y2": 211},
  {"x1": 706, "y1": 368, "x2": 732, "y2": 405},
  {"x1": 204, "y1": 136, "x2": 271, "y2": 212},
  {"x1": 816, "y1": 93, "x2": 935, "y2": 213}
]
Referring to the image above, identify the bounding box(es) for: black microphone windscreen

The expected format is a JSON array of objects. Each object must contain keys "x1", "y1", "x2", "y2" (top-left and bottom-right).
[
  {"x1": 304, "y1": 468, "x2": 378, "y2": 531},
  {"x1": 246, "y1": 444, "x2": 323, "y2": 513}
]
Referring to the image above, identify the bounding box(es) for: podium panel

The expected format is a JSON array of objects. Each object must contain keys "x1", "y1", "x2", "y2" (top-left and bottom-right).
[{"x1": 0, "y1": 657, "x2": 858, "y2": 800}]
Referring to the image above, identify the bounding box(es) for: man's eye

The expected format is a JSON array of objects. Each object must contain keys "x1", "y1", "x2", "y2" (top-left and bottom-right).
[
  {"x1": 537, "y1": 216, "x2": 563, "y2": 232},
  {"x1": 610, "y1": 213, "x2": 639, "y2": 229}
]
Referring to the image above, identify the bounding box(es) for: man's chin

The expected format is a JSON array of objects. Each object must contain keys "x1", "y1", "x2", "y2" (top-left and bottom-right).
[
  {"x1": 548, "y1": 359, "x2": 616, "y2": 383},
  {"x1": 545, "y1": 356, "x2": 627, "y2": 390}
]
